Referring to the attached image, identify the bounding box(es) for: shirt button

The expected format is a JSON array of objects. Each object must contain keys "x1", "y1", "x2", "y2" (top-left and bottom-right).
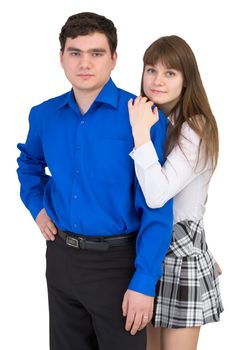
[
  {"x1": 74, "y1": 223, "x2": 77, "y2": 228},
  {"x1": 76, "y1": 145, "x2": 81, "y2": 150},
  {"x1": 74, "y1": 195, "x2": 78, "y2": 199},
  {"x1": 80, "y1": 120, "x2": 85, "y2": 125},
  {"x1": 76, "y1": 170, "x2": 80, "y2": 174}
]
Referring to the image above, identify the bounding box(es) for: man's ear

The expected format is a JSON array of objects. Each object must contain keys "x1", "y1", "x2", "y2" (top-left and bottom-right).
[
  {"x1": 112, "y1": 51, "x2": 117, "y2": 70},
  {"x1": 60, "y1": 50, "x2": 64, "y2": 67}
]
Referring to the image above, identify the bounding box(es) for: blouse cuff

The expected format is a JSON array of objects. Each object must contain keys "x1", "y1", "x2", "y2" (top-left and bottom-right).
[{"x1": 129, "y1": 141, "x2": 159, "y2": 169}]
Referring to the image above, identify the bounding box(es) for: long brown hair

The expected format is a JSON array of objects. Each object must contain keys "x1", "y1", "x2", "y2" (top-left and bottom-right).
[{"x1": 141, "y1": 35, "x2": 219, "y2": 170}]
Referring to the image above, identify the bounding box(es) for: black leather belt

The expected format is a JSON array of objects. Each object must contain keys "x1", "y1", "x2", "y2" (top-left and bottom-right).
[{"x1": 57, "y1": 229, "x2": 137, "y2": 251}]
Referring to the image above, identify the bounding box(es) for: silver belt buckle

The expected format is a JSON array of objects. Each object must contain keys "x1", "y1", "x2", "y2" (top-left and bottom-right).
[{"x1": 66, "y1": 236, "x2": 79, "y2": 248}]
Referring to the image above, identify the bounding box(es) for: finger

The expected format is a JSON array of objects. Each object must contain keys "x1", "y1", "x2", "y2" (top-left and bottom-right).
[
  {"x1": 153, "y1": 106, "x2": 158, "y2": 115},
  {"x1": 130, "y1": 313, "x2": 143, "y2": 335},
  {"x1": 122, "y1": 294, "x2": 128, "y2": 317},
  {"x1": 128, "y1": 98, "x2": 133, "y2": 110},
  {"x1": 125, "y1": 310, "x2": 135, "y2": 332},
  {"x1": 153, "y1": 107, "x2": 159, "y2": 122},
  {"x1": 41, "y1": 230, "x2": 51, "y2": 241},
  {"x1": 44, "y1": 226, "x2": 56, "y2": 241},
  {"x1": 140, "y1": 96, "x2": 148, "y2": 103},
  {"x1": 216, "y1": 263, "x2": 222, "y2": 275},
  {"x1": 134, "y1": 96, "x2": 141, "y2": 105},
  {"x1": 47, "y1": 221, "x2": 57, "y2": 235},
  {"x1": 146, "y1": 100, "x2": 153, "y2": 106},
  {"x1": 138, "y1": 315, "x2": 150, "y2": 331},
  {"x1": 138, "y1": 305, "x2": 154, "y2": 330}
]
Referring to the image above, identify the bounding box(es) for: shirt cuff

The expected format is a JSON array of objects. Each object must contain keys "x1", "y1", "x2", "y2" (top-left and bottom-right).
[
  {"x1": 128, "y1": 270, "x2": 161, "y2": 297},
  {"x1": 129, "y1": 141, "x2": 159, "y2": 169},
  {"x1": 28, "y1": 195, "x2": 44, "y2": 220}
]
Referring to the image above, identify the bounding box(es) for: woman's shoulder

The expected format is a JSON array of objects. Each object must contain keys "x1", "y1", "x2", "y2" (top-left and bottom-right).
[{"x1": 180, "y1": 115, "x2": 204, "y2": 146}]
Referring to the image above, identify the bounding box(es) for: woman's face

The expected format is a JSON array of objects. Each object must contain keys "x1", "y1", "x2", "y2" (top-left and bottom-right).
[{"x1": 143, "y1": 61, "x2": 184, "y2": 114}]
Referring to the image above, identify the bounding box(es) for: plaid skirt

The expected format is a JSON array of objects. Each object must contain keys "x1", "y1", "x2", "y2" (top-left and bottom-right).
[{"x1": 153, "y1": 220, "x2": 224, "y2": 328}]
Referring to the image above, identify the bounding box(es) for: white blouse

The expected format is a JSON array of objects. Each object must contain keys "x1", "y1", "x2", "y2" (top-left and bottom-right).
[{"x1": 130, "y1": 122, "x2": 213, "y2": 224}]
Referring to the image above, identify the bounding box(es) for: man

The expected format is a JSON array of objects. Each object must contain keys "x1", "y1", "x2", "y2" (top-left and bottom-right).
[{"x1": 17, "y1": 12, "x2": 173, "y2": 350}]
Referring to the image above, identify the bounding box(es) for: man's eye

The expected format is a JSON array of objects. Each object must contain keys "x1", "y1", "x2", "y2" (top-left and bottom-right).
[
  {"x1": 92, "y1": 52, "x2": 103, "y2": 57},
  {"x1": 70, "y1": 52, "x2": 80, "y2": 56}
]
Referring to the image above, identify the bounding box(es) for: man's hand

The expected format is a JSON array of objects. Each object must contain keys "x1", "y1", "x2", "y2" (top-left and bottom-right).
[
  {"x1": 122, "y1": 289, "x2": 154, "y2": 335},
  {"x1": 36, "y1": 208, "x2": 57, "y2": 241}
]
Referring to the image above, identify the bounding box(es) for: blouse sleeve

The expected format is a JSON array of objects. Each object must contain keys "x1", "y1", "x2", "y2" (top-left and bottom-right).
[{"x1": 130, "y1": 122, "x2": 211, "y2": 208}]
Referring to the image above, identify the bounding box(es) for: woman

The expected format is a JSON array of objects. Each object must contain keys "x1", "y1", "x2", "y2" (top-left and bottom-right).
[{"x1": 128, "y1": 36, "x2": 223, "y2": 350}]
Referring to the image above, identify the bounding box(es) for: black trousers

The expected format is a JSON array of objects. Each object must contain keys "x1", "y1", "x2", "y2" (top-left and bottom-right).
[{"x1": 46, "y1": 235, "x2": 146, "y2": 350}]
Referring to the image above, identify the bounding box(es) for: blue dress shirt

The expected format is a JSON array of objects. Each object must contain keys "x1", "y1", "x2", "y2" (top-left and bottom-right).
[{"x1": 17, "y1": 78, "x2": 173, "y2": 296}]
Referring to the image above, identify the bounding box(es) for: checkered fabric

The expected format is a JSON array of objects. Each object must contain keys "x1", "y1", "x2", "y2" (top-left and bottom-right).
[{"x1": 153, "y1": 220, "x2": 224, "y2": 328}]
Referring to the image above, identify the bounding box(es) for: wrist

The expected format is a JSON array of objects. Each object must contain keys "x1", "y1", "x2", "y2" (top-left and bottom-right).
[{"x1": 132, "y1": 129, "x2": 151, "y2": 149}]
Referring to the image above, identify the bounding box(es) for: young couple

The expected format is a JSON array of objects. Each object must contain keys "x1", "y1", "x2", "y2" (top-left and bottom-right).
[{"x1": 17, "y1": 12, "x2": 223, "y2": 350}]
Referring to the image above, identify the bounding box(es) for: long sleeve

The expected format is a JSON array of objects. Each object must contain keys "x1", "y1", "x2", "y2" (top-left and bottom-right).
[
  {"x1": 17, "y1": 107, "x2": 50, "y2": 220},
  {"x1": 128, "y1": 114, "x2": 173, "y2": 296},
  {"x1": 130, "y1": 122, "x2": 210, "y2": 208}
]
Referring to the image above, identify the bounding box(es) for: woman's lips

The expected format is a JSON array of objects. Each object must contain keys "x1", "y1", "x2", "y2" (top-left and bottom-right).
[{"x1": 150, "y1": 89, "x2": 166, "y2": 94}]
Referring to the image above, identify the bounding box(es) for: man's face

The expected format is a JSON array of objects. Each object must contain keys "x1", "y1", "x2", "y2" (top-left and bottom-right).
[{"x1": 60, "y1": 32, "x2": 117, "y2": 96}]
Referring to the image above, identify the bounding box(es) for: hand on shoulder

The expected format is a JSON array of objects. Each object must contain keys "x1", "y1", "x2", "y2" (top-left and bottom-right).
[{"x1": 128, "y1": 96, "x2": 159, "y2": 149}]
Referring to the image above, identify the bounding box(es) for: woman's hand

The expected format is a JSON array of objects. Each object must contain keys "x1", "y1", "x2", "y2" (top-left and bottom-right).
[
  {"x1": 215, "y1": 262, "x2": 222, "y2": 276},
  {"x1": 128, "y1": 96, "x2": 159, "y2": 149}
]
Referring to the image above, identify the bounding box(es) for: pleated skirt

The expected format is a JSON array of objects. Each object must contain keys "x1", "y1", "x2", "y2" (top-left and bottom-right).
[{"x1": 153, "y1": 220, "x2": 224, "y2": 328}]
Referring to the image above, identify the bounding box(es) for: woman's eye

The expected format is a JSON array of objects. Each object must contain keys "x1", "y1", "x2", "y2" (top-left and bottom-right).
[
  {"x1": 147, "y1": 68, "x2": 156, "y2": 74},
  {"x1": 166, "y1": 71, "x2": 175, "y2": 77}
]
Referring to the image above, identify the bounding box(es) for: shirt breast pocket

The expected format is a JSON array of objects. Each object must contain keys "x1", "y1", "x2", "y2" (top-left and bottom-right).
[{"x1": 89, "y1": 137, "x2": 133, "y2": 184}]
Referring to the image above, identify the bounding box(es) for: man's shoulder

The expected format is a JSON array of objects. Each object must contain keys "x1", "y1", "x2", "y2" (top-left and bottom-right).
[
  {"x1": 157, "y1": 109, "x2": 168, "y2": 128},
  {"x1": 32, "y1": 91, "x2": 70, "y2": 111},
  {"x1": 150, "y1": 109, "x2": 168, "y2": 142},
  {"x1": 117, "y1": 86, "x2": 136, "y2": 101}
]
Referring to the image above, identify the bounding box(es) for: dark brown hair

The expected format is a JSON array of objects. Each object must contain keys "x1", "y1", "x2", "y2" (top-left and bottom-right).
[
  {"x1": 59, "y1": 12, "x2": 117, "y2": 57},
  {"x1": 141, "y1": 35, "x2": 219, "y2": 170}
]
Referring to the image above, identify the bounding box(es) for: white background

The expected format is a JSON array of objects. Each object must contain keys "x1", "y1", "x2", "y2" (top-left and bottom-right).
[{"x1": 1, "y1": 0, "x2": 232, "y2": 349}]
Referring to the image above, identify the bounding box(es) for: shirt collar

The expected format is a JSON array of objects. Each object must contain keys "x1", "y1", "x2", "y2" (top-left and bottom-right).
[
  {"x1": 57, "y1": 90, "x2": 76, "y2": 110},
  {"x1": 95, "y1": 78, "x2": 118, "y2": 109},
  {"x1": 57, "y1": 78, "x2": 118, "y2": 110}
]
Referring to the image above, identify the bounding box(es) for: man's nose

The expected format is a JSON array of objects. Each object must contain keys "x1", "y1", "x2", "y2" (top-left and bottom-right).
[{"x1": 79, "y1": 53, "x2": 91, "y2": 68}]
